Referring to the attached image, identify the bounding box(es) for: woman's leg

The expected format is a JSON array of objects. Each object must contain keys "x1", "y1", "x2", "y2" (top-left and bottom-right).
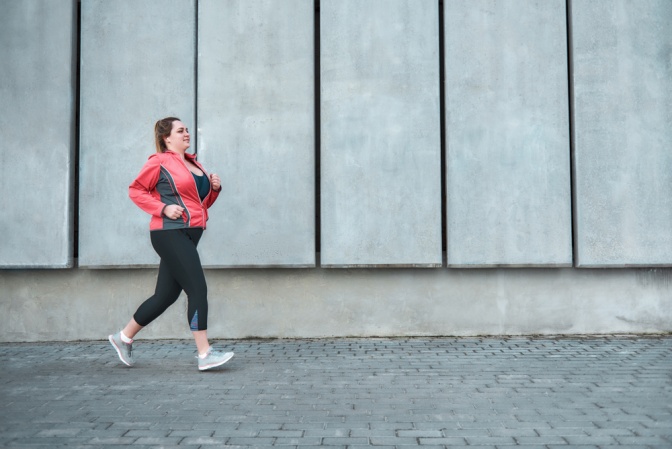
[
  {"x1": 131, "y1": 255, "x2": 184, "y2": 333},
  {"x1": 146, "y1": 229, "x2": 212, "y2": 354},
  {"x1": 121, "y1": 318, "x2": 143, "y2": 340},
  {"x1": 192, "y1": 330, "x2": 210, "y2": 355},
  {"x1": 109, "y1": 245, "x2": 183, "y2": 366}
]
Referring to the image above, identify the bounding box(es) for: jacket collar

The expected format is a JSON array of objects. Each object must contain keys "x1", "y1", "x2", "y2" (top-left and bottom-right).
[{"x1": 164, "y1": 150, "x2": 197, "y2": 162}]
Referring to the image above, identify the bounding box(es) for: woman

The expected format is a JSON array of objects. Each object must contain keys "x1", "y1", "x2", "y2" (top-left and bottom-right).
[{"x1": 109, "y1": 117, "x2": 233, "y2": 371}]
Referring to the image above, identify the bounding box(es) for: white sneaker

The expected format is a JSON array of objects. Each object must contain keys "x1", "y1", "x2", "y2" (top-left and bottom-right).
[
  {"x1": 108, "y1": 332, "x2": 135, "y2": 367},
  {"x1": 198, "y1": 348, "x2": 234, "y2": 371}
]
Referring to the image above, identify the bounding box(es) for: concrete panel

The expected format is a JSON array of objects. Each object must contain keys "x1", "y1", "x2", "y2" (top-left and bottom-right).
[
  {"x1": 320, "y1": 0, "x2": 442, "y2": 267},
  {"x1": 197, "y1": 0, "x2": 315, "y2": 267},
  {"x1": 0, "y1": 0, "x2": 76, "y2": 268},
  {"x1": 79, "y1": 0, "x2": 196, "y2": 267},
  {"x1": 572, "y1": 0, "x2": 672, "y2": 267},
  {"x1": 444, "y1": 0, "x2": 573, "y2": 267}
]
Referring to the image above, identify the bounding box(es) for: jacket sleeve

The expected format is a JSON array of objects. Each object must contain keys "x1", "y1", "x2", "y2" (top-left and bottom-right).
[{"x1": 128, "y1": 155, "x2": 166, "y2": 217}]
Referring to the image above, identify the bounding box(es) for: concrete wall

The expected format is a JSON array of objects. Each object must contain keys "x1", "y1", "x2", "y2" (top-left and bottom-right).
[
  {"x1": 572, "y1": 0, "x2": 672, "y2": 267},
  {"x1": 320, "y1": 0, "x2": 443, "y2": 267},
  {"x1": 1, "y1": 267, "x2": 670, "y2": 342},
  {"x1": 197, "y1": 0, "x2": 315, "y2": 267},
  {"x1": 444, "y1": 0, "x2": 573, "y2": 267},
  {"x1": 1, "y1": 0, "x2": 672, "y2": 341},
  {"x1": 0, "y1": 0, "x2": 76, "y2": 268}
]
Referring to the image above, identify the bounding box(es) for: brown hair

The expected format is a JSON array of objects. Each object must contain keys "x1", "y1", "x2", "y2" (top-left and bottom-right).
[{"x1": 154, "y1": 117, "x2": 180, "y2": 153}]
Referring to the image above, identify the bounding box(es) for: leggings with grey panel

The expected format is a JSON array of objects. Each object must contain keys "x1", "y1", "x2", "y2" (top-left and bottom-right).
[{"x1": 133, "y1": 228, "x2": 208, "y2": 331}]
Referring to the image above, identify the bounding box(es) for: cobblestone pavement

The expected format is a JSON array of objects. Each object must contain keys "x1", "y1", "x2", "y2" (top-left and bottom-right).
[{"x1": 0, "y1": 336, "x2": 670, "y2": 448}]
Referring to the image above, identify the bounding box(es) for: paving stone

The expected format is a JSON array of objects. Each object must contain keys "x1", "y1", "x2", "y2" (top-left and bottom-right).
[
  {"x1": 0, "y1": 336, "x2": 670, "y2": 447},
  {"x1": 180, "y1": 436, "x2": 230, "y2": 445}
]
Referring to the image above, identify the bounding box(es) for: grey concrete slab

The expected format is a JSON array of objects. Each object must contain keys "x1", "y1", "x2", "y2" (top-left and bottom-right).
[
  {"x1": 0, "y1": 0, "x2": 76, "y2": 268},
  {"x1": 78, "y1": 0, "x2": 196, "y2": 267},
  {"x1": 1, "y1": 337, "x2": 670, "y2": 447},
  {"x1": 4, "y1": 266, "x2": 671, "y2": 342},
  {"x1": 572, "y1": 0, "x2": 672, "y2": 267},
  {"x1": 444, "y1": 0, "x2": 573, "y2": 267},
  {"x1": 197, "y1": 0, "x2": 315, "y2": 267},
  {"x1": 320, "y1": 0, "x2": 442, "y2": 267}
]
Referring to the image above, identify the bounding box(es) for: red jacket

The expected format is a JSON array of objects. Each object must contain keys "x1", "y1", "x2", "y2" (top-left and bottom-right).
[{"x1": 129, "y1": 151, "x2": 220, "y2": 231}]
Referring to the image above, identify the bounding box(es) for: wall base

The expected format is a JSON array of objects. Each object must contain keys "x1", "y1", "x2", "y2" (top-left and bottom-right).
[{"x1": 1, "y1": 268, "x2": 671, "y2": 342}]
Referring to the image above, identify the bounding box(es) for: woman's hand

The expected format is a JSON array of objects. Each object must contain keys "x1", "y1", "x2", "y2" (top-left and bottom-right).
[
  {"x1": 163, "y1": 204, "x2": 184, "y2": 220},
  {"x1": 210, "y1": 173, "x2": 221, "y2": 191}
]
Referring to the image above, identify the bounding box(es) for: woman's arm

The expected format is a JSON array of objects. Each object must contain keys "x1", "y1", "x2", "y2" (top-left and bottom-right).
[{"x1": 128, "y1": 155, "x2": 166, "y2": 217}]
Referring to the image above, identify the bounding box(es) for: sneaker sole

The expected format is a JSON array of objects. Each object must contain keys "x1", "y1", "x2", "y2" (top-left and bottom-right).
[
  {"x1": 108, "y1": 335, "x2": 133, "y2": 367},
  {"x1": 199, "y1": 352, "x2": 234, "y2": 371}
]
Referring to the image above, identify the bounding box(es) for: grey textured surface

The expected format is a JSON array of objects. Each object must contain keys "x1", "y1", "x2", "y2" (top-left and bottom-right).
[
  {"x1": 78, "y1": 0, "x2": 196, "y2": 267},
  {"x1": 0, "y1": 0, "x2": 76, "y2": 268},
  {"x1": 572, "y1": 0, "x2": 672, "y2": 267},
  {"x1": 320, "y1": 0, "x2": 442, "y2": 267},
  {"x1": 197, "y1": 0, "x2": 315, "y2": 267},
  {"x1": 2, "y1": 267, "x2": 671, "y2": 342},
  {"x1": 1, "y1": 337, "x2": 670, "y2": 448},
  {"x1": 444, "y1": 0, "x2": 573, "y2": 267}
]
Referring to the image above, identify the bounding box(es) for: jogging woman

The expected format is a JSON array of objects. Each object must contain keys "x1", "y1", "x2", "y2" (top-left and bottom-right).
[{"x1": 109, "y1": 117, "x2": 233, "y2": 371}]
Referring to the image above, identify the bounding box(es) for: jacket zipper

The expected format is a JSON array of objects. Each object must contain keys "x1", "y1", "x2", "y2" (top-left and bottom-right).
[{"x1": 177, "y1": 153, "x2": 209, "y2": 225}]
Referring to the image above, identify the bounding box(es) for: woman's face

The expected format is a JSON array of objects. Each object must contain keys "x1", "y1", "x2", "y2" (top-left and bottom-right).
[{"x1": 165, "y1": 120, "x2": 190, "y2": 153}]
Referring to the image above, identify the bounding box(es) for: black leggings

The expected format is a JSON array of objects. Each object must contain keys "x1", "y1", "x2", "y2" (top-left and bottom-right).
[{"x1": 133, "y1": 228, "x2": 208, "y2": 331}]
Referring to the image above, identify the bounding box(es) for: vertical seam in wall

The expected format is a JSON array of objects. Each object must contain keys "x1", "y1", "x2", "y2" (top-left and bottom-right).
[
  {"x1": 566, "y1": 0, "x2": 577, "y2": 267},
  {"x1": 194, "y1": 0, "x2": 199, "y2": 154},
  {"x1": 438, "y1": 0, "x2": 447, "y2": 266},
  {"x1": 73, "y1": 0, "x2": 81, "y2": 267},
  {"x1": 315, "y1": 0, "x2": 321, "y2": 267}
]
